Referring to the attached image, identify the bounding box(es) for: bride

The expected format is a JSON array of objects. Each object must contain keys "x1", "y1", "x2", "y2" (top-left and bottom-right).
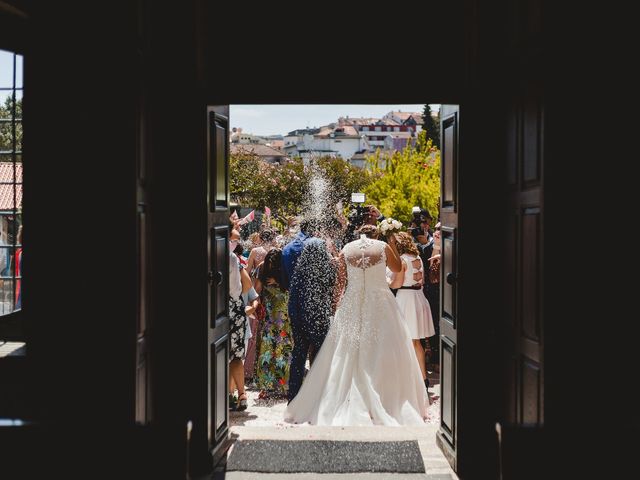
[{"x1": 284, "y1": 224, "x2": 429, "y2": 426}]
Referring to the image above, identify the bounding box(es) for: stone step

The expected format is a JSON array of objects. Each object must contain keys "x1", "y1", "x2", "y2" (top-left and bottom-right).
[{"x1": 220, "y1": 473, "x2": 454, "y2": 480}]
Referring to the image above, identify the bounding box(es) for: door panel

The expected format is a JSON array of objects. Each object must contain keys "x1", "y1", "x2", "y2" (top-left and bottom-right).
[
  {"x1": 437, "y1": 105, "x2": 459, "y2": 469},
  {"x1": 212, "y1": 227, "x2": 229, "y2": 326},
  {"x1": 442, "y1": 117, "x2": 457, "y2": 208},
  {"x1": 207, "y1": 106, "x2": 230, "y2": 459},
  {"x1": 440, "y1": 337, "x2": 456, "y2": 443},
  {"x1": 441, "y1": 228, "x2": 456, "y2": 328},
  {"x1": 213, "y1": 338, "x2": 228, "y2": 435},
  {"x1": 134, "y1": 35, "x2": 150, "y2": 422},
  {"x1": 211, "y1": 114, "x2": 229, "y2": 210},
  {"x1": 505, "y1": 90, "x2": 544, "y2": 427},
  {"x1": 521, "y1": 209, "x2": 540, "y2": 342}
]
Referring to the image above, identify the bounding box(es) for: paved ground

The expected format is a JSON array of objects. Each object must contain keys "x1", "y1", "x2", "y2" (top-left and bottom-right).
[
  {"x1": 230, "y1": 385, "x2": 440, "y2": 428},
  {"x1": 223, "y1": 370, "x2": 458, "y2": 479}
]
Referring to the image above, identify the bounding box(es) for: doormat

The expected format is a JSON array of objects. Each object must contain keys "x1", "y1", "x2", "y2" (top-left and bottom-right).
[{"x1": 226, "y1": 439, "x2": 425, "y2": 473}]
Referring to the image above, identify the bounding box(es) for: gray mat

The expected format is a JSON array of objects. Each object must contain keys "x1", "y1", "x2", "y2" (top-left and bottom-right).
[{"x1": 226, "y1": 440, "x2": 425, "y2": 473}]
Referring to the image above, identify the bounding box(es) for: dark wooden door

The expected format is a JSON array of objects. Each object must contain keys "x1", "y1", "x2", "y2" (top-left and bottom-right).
[
  {"x1": 207, "y1": 105, "x2": 231, "y2": 461},
  {"x1": 134, "y1": 89, "x2": 149, "y2": 424},
  {"x1": 504, "y1": 89, "x2": 544, "y2": 427},
  {"x1": 134, "y1": 6, "x2": 150, "y2": 423},
  {"x1": 436, "y1": 104, "x2": 459, "y2": 469}
]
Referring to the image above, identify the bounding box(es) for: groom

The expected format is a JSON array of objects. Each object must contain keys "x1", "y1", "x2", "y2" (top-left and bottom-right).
[{"x1": 282, "y1": 217, "x2": 337, "y2": 402}]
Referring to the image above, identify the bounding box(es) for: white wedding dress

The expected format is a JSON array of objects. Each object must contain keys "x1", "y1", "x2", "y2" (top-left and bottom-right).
[{"x1": 284, "y1": 235, "x2": 429, "y2": 426}]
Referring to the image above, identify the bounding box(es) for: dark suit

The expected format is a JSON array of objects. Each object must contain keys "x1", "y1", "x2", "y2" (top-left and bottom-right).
[
  {"x1": 283, "y1": 237, "x2": 336, "y2": 402},
  {"x1": 417, "y1": 234, "x2": 440, "y2": 364}
]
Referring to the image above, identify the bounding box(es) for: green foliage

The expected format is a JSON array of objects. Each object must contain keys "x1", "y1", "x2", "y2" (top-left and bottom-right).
[
  {"x1": 0, "y1": 96, "x2": 23, "y2": 154},
  {"x1": 231, "y1": 132, "x2": 440, "y2": 230},
  {"x1": 230, "y1": 152, "x2": 306, "y2": 218},
  {"x1": 230, "y1": 152, "x2": 374, "y2": 224},
  {"x1": 422, "y1": 104, "x2": 440, "y2": 149},
  {"x1": 364, "y1": 131, "x2": 440, "y2": 226},
  {"x1": 314, "y1": 156, "x2": 374, "y2": 208}
]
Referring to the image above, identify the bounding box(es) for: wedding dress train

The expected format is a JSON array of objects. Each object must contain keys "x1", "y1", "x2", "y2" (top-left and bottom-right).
[{"x1": 284, "y1": 235, "x2": 428, "y2": 426}]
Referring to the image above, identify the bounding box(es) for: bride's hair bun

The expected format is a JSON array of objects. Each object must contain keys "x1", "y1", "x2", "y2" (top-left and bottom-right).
[{"x1": 356, "y1": 224, "x2": 379, "y2": 239}]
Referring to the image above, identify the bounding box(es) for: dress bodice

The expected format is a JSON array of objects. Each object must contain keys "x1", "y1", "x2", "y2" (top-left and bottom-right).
[
  {"x1": 342, "y1": 236, "x2": 389, "y2": 292},
  {"x1": 400, "y1": 253, "x2": 423, "y2": 287}
]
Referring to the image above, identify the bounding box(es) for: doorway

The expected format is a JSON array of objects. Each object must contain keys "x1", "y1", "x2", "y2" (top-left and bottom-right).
[{"x1": 211, "y1": 103, "x2": 458, "y2": 477}]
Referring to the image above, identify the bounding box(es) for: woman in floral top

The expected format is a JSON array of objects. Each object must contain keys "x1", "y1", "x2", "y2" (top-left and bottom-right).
[{"x1": 255, "y1": 249, "x2": 293, "y2": 398}]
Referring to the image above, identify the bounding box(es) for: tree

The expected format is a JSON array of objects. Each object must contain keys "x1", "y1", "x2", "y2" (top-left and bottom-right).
[
  {"x1": 0, "y1": 96, "x2": 23, "y2": 155},
  {"x1": 230, "y1": 152, "x2": 375, "y2": 226},
  {"x1": 422, "y1": 104, "x2": 440, "y2": 149},
  {"x1": 364, "y1": 131, "x2": 440, "y2": 226},
  {"x1": 315, "y1": 156, "x2": 375, "y2": 209},
  {"x1": 230, "y1": 151, "x2": 307, "y2": 222}
]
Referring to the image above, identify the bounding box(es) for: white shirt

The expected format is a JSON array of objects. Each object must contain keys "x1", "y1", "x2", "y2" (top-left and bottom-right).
[{"x1": 229, "y1": 251, "x2": 242, "y2": 299}]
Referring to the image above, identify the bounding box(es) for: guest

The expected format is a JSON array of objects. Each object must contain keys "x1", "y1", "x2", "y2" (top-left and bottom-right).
[
  {"x1": 426, "y1": 222, "x2": 442, "y2": 370},
  {"x1": 413, "y1": 209, "x2": 440, "y2": 368},
  {"x1": 283, "y1": 218, "x2": 336, "y2": 402},
  {"x1": 254, "y1": 249, "x2": 293, "y2": 398},
  {"x1": 388, "y1": 231, "x2": 435, "y2": 391},
  {"x1": 242, "y1": 283, "x2": 261, "y2": 382},
  {"x1": 247, "y1": 228, "x2": 276, "y2": 280},
  {"x1": 236, "y1": 247, "x2": 258, "y2": 382},
  {"x1": 228, "y1": 228, "x2": 248, "y2": 411},
  {"x1": 234, "y1": 242, "x2": 248, "y2": 268},
  {"x1": 14, "y1": 225, "x2": 23, "y2": 310}
]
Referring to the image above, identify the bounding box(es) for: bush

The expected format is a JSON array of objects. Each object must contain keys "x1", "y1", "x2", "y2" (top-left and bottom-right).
[{"x1": 364, "y1": 131, "x2": 440, "y2": 226}]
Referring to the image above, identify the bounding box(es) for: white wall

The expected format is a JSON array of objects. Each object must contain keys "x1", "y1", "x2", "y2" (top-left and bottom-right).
[
  {"x1": 283, "y1": 134, "x2": 371, "y2": 161},
  {"x1": 328, "y1": 137, "x2": 361, "y2": 159}
]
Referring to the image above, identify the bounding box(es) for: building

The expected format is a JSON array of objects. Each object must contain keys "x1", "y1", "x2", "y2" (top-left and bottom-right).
[
  {"x1": 382, "y1": 110, "x2": 424, "y2": 132},
  {"x1": 0, "y1": 162, "x2": 22, "y2": 303},
  {"x1": 230, "y1": 127, "x2": 267, "y2": 145},
  {"x1": 262, "y1": 134, "x2": 284, "y2": 150},
  {"x1": 230, "y1": 143, "x2": 288, "y2": 164},
  {"x1": 383, "y1": 131, "x2": 416, "y2": 151},
  {"x1": 283, "y1": 125, "x2": 370, "y2": 163},
  {"x1": 340, "y1": 114, "x2": 421, "y2": 151}
]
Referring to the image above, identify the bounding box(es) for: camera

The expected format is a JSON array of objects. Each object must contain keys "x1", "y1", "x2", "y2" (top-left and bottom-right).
[
  {"x1": 345, "y1": 193, "x2": 370, "y2": 241},
  {"x1": 409, "y1": 227, "x2": 422, "y2": 239},
  {"x1": 411, "y1": 206, "x2": 423, "y2": 225},
  {"x1": 349, "y1": 204, "x2": 370, "y2": 227},
  {"x1": 349, "y1": 193, "x2": 370, "y2": 228},
  {"x1": 412, "y1": 206, "x2": 432, "y2": 227}
]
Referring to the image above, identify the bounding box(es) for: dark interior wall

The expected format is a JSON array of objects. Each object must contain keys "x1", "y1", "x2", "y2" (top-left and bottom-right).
[
  {"x1": 25, "y1": 2, "x2": 138, "y2": 425},
  {"x1": 201, "y1": 3, "x2": 467, "y2": 104},
  {"x1": 3, "y1": 0, "x2": 637, "y2": 478},
  {"x1": 540, "y1": 5, "x2": 639, "y2": 472},
  {"x1": 142, "y1": 2, "x2": 210, "y2": 471}
]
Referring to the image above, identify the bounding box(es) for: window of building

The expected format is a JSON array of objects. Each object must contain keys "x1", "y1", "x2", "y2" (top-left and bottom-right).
[{"x1": 0, "y1": 49, "x2": 23, "y2": 316}]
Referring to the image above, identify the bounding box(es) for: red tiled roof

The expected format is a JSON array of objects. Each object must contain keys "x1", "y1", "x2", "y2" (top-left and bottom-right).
[
  {"x1": 0, "y1": 162, "x2": 23, "y2": 211},
  {"x1": 230, "y1": 144, "x2": 286, "y2": 157},
  {"x1": 404, "y1": 114, "x2": 424, "y2": 124},
  {"x1": 338, "y1": 117, "x2": 380, "y2": 126},
  {"x1": 387, "y1": 111, "x2": 422, "y2": 120},
  {"x1": 315, "y1": 125, "x2": 362, "y2": 138}
]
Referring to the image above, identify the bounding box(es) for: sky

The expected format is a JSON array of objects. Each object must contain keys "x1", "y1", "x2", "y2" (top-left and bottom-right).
[
  {"x1": 230, "y1": 104, "x2": 440, "y2": 137},
  {"x1": 0, "y1": 50, "x2": 24, "y2": 104}
]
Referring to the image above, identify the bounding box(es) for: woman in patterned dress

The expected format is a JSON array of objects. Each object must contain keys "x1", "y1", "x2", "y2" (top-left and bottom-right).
[{"x1": 255, "y1": 249, "x2": 293, "y2": 398}]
